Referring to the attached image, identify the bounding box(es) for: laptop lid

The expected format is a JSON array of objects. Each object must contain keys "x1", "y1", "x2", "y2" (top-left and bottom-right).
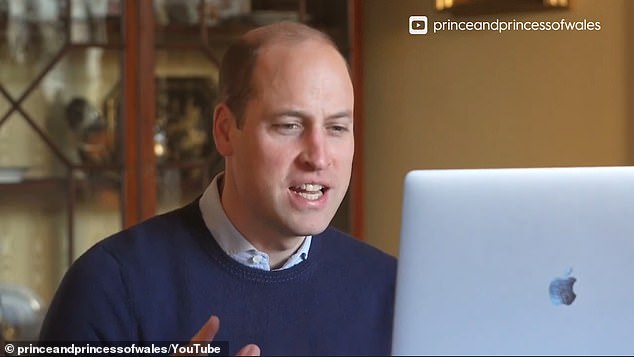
[{"x1": 392, "y1": 167, "x2": 634, "y2": 355}]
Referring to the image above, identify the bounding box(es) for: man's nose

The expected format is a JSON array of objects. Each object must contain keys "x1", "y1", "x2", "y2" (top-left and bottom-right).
[{"x1": 298, "y1": 129, "x2": 330, "y2": 171}]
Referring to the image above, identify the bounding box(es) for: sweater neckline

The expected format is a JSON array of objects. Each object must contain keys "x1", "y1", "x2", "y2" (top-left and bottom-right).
[{"x1": 181, "y1": 199, "x2": 321, "y2": 283}]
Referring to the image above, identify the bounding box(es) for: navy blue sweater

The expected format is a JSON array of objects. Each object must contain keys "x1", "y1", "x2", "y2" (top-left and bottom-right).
[{"x1": 40, "y1": 200, "x2": 397, "y2": 355}]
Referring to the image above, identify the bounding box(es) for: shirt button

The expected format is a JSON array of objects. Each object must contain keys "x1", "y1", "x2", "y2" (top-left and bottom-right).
[{"x1": 252, "y1": 255, "x2": 263, "y2": 264}]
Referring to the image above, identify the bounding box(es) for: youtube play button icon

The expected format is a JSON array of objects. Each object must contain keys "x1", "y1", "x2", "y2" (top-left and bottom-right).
[{"x1": 409, "y1": 16, "x2": 428, "y2": 35}]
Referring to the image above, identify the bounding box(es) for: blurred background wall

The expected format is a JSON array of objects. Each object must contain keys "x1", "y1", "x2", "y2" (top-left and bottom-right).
[{"x1": 362, "y1": 0, "x2": 634, "y2": 256}]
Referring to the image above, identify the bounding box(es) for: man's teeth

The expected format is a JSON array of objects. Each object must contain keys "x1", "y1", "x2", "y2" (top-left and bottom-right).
[
  {"x1": 299, "y1": 183, "x2": 323, "y2": 192},
  {"x1": 292, "y1": 183, "x2": 325, "y2": 201},
  {"x1": 297, "y1": 191, "x2": 323, "y2": 200}
]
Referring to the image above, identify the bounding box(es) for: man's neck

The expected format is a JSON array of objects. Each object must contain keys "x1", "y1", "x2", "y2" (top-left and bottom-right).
[{"x1": 217, "y1": 174, "x2": 306, "y2": 268}]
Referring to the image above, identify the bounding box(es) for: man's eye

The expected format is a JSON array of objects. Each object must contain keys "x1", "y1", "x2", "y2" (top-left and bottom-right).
[
  {"x1": 329, "y1": 125, "x2": 350, "y2": 134},
  {"x1": 274, "y1": 123, "x2": 302, "y2": 133}
]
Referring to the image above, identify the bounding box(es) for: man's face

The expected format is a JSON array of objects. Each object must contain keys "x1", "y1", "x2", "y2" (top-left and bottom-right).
[{"x1": 221, "y1": 40, "x2": 354, "y2": 243}]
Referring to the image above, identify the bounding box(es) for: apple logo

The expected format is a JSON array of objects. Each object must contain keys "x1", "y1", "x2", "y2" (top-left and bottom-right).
[{"x1": 549, "y1": 268, "x2": 577, "y2": 306}]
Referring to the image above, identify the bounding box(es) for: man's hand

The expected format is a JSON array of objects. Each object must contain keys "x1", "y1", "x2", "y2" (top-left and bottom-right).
[{"x1": 174, "y1": 315, "x2": 260, "y2": 356}]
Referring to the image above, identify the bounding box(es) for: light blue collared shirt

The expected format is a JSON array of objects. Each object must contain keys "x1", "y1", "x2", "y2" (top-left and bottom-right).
[{"x1": 198, "y1": 173, "x2": 311, "y2": 271}]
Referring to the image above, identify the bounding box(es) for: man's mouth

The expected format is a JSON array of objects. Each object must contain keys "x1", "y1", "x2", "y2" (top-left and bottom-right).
[{"x1": 290, "y1": 183, "x2": 328, "y2": 201}]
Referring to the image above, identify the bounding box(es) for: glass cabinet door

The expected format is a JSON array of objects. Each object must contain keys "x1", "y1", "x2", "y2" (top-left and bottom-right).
[
  {"x1": 0, "y1": 0, "x2": 123, "y2": 318},
  {"x1": 153, "y1": 0, "x2": 250, "y2": 213}
]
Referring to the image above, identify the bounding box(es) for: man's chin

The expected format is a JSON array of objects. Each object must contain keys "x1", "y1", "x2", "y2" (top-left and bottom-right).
[
  {"x1": 281, "y1": 210, "x2": 338, "y2": 236},
  {"x1": 289, "y1": 221, "x2": 331, "y2": 237}
]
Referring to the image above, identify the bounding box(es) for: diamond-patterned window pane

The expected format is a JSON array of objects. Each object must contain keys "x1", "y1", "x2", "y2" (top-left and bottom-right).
[{"x1": 20, "y1": 47, "x2": 122, "y2": 167}]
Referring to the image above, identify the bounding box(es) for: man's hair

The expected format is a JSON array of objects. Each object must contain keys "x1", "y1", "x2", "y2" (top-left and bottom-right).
[{"x1": 218, "y1": 21, "x2": 339, "y2": 128}]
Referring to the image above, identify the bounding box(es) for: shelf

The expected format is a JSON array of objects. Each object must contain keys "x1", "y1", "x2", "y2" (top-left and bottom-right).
[{"x1": 0, "y1": 178, "x2": 66, "y2": 192}]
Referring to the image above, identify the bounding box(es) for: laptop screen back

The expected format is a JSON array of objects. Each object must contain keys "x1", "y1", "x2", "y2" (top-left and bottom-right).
[{"x1": 392, "y1": 167, "x2": 634, "y2": 355}]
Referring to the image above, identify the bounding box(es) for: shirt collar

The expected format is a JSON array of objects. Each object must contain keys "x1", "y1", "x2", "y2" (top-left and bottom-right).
[{"x1": 199, "y1": 173, "x2": 311, "y2": 271}]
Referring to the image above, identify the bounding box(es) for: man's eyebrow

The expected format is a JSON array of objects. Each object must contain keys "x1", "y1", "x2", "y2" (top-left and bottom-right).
[
  {"x1": 271, "y1": 109, "x2": 353, "y2": 120},
  {"x1": 274, "y1": 109, "x2": 309, "y2": 119},
  {"x1": 328, "y1": 110, "x2": 353, "y2": 120}
]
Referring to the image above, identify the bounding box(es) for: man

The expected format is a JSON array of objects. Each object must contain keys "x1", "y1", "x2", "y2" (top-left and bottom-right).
[{"x1": 40, "y1": 21, "x2": 396, "y2": 355}]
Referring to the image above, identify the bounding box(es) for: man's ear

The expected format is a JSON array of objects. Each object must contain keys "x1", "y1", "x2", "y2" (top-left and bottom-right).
[{"x1": 212, "y1": 103, "x2": 237, "y2": 156}]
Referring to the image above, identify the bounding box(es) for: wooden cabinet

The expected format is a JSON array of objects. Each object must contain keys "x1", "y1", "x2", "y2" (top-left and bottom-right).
[{"x1": 0, "y1": 0, "x2": 359, "y2": 306}]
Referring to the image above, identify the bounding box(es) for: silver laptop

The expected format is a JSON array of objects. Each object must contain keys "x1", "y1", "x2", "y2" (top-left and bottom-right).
[{"x1": 392, "y1": 167, "x2": 634, "y2": 355}]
